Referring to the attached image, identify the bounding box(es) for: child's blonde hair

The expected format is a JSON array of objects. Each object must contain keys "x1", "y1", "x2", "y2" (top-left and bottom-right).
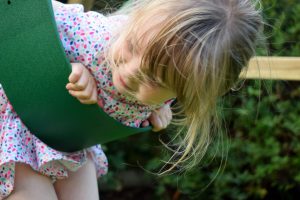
[{"x1": 107, "y1": 0, "x2": 263, "y2": 173}]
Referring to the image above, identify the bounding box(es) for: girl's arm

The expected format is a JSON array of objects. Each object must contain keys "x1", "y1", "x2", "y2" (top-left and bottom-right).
[
  {"x1": 67, "y1": 63, "x2": 173, "y2": 131},
  {"x1": 66, "y1": 63, "x2": 97, "y2": 104}
]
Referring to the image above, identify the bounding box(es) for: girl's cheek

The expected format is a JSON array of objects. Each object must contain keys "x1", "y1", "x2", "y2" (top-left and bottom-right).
[{"x1": 134, "y1": 90, "x2": 158, "y2": 105}]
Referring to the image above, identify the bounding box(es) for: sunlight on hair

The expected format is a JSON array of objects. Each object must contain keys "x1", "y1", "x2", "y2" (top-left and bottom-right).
[{"x1": 106, "y1": 0, "x2": 264, "y2": 176}]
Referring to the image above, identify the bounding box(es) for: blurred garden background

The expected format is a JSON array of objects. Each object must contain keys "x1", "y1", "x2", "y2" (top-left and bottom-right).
[{"x1": 72, "y1": 0, "x2": 300, "y2": 199}]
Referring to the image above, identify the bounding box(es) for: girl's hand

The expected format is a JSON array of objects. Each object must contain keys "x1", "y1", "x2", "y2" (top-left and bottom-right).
[
  {"x1": 141, "y1": 104, "x2": 172, "y2": 132},
  {"x1": 66, "y1": 63, "x2": 97, "y2": 104}
]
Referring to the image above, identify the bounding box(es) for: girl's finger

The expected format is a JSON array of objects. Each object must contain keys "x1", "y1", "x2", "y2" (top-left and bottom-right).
[
  {"x1": 69, "y1": 77, "x2": 95, "y2": 99},
  {"x1": 152, "y1": 120, "x2": 162, "y2": 132},
  {"x1": 68, "y1": 89, "x2": 89, "y2": 100},
  {"x1": 76, "y1": 67, "x2": 92, "y2": 90},
  {"x1": 158, "y1": 114, "x2": 168, "y2": 129},
  {"x1": 89, "y1": 82, "x2": 98, "y2": 103},
  {"x1": 78, "y1": 98, "x2": 97, "y2": 104},
  {"x1": 70, "y1": 69, "x2": 89, "y2": 91},
  {"x1": 166, "y1": 108, "x2": 172, "y2": 122},
  {"x1": 66, "y1": 82, "x2": 77, "y2": 90},
  {"x1": 82, "y1": 77, "x2": 96, "y2": 99},
  {"x1": 149, "y1": 112, "x2": 163, "y2": 132},
  {"x1": 66, "y1": 81, "x2": 89, "y2": 91},
  {"x1": 161, "y1": 105, "x2": 172, "y2": 123},
  {"x1": 69, "y1": 63, "x2": 84, "y2": 83},
  {"x1": 141, "y1": 120, "x2": 150, "y2": 127},
  {"x1": 77, "y1": 87, "x2": 97, "y2": 104}
]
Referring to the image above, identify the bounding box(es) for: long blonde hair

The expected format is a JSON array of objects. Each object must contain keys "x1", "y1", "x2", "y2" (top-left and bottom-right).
[{"x1": 107, "y1": 0, "x2": 263, "y2": 174}]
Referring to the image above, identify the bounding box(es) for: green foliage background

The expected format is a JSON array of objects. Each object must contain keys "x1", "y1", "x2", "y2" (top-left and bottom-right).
[{"x1": 92, "y1": 0, "x2": 300, "y2": 199}]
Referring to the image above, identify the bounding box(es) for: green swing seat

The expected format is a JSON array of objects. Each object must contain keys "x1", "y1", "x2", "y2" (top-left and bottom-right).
[{"x1": 0, "y1": 0, "x2": 150, "y2": 152}]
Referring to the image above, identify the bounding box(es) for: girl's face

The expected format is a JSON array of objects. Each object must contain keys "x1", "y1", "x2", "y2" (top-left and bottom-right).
[{"x1": 111, "y1": 31, "x2": 175, "y2": 105}]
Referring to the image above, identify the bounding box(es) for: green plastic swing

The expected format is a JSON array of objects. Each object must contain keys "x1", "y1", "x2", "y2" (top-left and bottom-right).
[{"x1": 0, "y1": 0, "x2": 151, "y2": 152}]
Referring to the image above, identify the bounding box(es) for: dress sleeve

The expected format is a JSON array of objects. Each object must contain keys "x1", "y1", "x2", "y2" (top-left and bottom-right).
[{"x1": 53, "y1": 3, "x2": 112, "y2": 67}]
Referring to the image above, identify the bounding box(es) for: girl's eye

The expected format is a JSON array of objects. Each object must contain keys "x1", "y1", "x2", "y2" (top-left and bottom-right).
[
  {"x1": 115, "y1": 58, "x2": 126, "y2": 65},
  {"x1": 127, "y1": 40, "x2": 134, "y2": 53}
]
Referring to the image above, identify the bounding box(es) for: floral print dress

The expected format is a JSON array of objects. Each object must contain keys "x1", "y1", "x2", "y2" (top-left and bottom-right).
[{"x1": 0, "y1": 3, "x2": 163, "y2": 199}]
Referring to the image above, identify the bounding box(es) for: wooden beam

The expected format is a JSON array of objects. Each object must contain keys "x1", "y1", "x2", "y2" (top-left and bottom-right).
[{"x1": 240, "y1": 56, "x2": 300, "y2": 81}]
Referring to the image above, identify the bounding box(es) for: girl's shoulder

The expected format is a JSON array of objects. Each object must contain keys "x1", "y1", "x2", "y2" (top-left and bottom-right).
[
  {"x1": 52, "y1": 0, "x2": 85, "y2": 15},
  {"x1": 53, "y1": 1, "x2": 128, "y2": 37},
  {"x1": 53, "y1": 2, "x2": 108, "y2": 24},
  {"x1": 53, "y1": 3, "x2": 127, "y2": 41},
  {"x1": 53, "y1": 2, "x2": 112, "y2": 64}
]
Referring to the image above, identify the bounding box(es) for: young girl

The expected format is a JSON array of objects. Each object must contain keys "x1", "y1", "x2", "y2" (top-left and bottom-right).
[{"x1": 0, "y1": 0, "x2": 263, "y2": 199}]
